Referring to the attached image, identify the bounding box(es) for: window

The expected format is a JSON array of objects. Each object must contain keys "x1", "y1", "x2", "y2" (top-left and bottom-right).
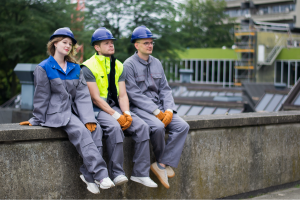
[{"x1": 272, "y1": 5, "x2": 280, "y2": 13}]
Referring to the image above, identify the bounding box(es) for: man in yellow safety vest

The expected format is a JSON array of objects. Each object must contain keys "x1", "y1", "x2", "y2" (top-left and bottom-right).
[{"x1": 81, "y1": 27, "x2": 157, "y2": 188}]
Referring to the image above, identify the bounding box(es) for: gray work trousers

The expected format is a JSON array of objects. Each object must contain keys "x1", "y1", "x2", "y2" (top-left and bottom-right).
[
  {"x1": 62, "y1": 113, "x2": 108, "y2": 183},
  {"x1": 130, "y1": 105, "x2": 190, "y2": 168},
  {"x1": 96, "y1": 106, "x2": 151, "y2": 179}
]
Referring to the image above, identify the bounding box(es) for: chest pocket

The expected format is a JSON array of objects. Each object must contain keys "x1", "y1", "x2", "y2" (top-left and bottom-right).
[
  {"x1": 135, "y1": 75, "x2": 147, "y2": 92},
  {"x1": 50, "y1": 78, "x2": 63, "y2": 93},
  {"x1": 73, "y1": 79, "x2": 79, "y2": 87},
  {"x1": 151, "y1": 73, "x2": 162, "y2": 87}
]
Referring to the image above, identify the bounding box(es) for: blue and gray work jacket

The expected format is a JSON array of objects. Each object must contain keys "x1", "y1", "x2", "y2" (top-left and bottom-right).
[{"x1": 29, "y1": 55, "x2": 97, "y2": 127}]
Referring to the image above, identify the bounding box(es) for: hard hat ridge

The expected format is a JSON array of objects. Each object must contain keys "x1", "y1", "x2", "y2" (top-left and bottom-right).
[
  {"x1": 131, "y1": 25, "x2": 156, "y2": 43},
  {"x1": 49, "y1": 27, "x2": 77, "y2": 44},
  {"x1": 91, "y1": 27, "x2": 116, "y2": 46}
]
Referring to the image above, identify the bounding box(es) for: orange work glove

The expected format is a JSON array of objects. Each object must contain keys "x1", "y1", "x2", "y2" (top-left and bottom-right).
[
  {"x1": 117, "y1": 115, "x2": 127, "y2": 126},
  {"x1": 161, "y1": 110, "x2": 173, "y2": 127},
  {"x1": 85, "y1": 123, "x2": 97, "y2": 132},
  {"x1": 20, "y1": 121, "x2": 32, "y2": 126},
  {"x1": 155, "y1": 110, "x2": 165, "y2": 121},
  {"x1": 121, "y1": 113, "x2": 132, "y2": 131}
]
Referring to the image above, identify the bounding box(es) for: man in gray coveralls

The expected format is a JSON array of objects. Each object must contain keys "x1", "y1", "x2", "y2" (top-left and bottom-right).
[
  {"x1": 123, "y1": 25, "x2": 190, "y2": 189},
  {"x1": 81, "y1": 27, "x2": 157, "y2": 188}
]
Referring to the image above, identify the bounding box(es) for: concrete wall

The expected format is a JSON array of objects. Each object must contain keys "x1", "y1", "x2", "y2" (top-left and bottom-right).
[{"x1": 1, "y1": 111, "x2": 300, "y2": 199}]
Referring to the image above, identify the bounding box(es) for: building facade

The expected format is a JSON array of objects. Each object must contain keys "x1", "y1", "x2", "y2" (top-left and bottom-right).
[{"x1": 224, "y1": 0, "x2": 300, "y2": 28}]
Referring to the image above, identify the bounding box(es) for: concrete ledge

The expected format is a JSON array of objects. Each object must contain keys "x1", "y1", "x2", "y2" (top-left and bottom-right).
[
  {"x1": 1, "y1": 111, "x2": 300, "y2": 142},
  {"x1": 1, "y1": 111, "x2": 300, "y2": 198},
  {"x1": 0, "y1": 124, "x2": 66, "y2": 142},
  {"x1": 182, "y1": 111, "x2": 300, "y2": 130}
]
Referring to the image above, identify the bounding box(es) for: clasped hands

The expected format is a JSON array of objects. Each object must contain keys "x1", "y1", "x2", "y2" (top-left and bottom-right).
[
  {"x1": 115, "y1": 112, "x2": 132, "y2": 131},
  {"x1": 155, "y1": 110, "x2": 173, "y2": 127}
]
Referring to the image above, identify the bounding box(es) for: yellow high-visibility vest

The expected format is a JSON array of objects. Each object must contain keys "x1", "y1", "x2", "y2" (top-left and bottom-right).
[{"x1": 82, "y1": 53, "x2": 123, "y2": 100}]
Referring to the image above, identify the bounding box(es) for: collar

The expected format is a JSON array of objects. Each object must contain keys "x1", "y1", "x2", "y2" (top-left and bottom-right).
[
  {"x1": 134, "y1": 51, "x2": 153, "y2": 66},
  {"x1": 94, "y1": 53, "x2": 116, "y2": 63},
  {"x1": 49, "y1": 55, "x2": 76, "y2": 75}
]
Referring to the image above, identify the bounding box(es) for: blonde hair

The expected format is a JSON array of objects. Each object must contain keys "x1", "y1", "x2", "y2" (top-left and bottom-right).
[{"x1": 47, "y1": 36, "x2": 79, "y2": 64}]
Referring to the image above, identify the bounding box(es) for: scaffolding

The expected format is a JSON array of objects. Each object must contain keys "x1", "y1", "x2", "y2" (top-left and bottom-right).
[{"x1": 234, "y1": 20, "x2": 256, "y2": 86}]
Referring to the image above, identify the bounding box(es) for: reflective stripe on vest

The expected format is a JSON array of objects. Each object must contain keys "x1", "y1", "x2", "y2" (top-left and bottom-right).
[{"x1": 82, "y1": 54, "x2": 123, "y2": 100}]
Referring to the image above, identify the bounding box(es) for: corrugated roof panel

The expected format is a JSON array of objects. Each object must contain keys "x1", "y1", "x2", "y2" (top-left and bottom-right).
[
  {"x1": 210, "y1": 92, "x2": 218, "y2": 96},
  {"x1": 293, "y1": 93, "x2": 300, "y2": 106},
  {"x1": 213, "y1": 108, "x2": 229, "y2": 114},
  {"x1": 195, "y1": 91, "x2": 203, "y2": 97},
  {"x1": 186, "y1": 106, "x2": 203, "y2": 116},
  {"x1": 265, "y1": 94, "x2": 283, "y2": 112},
  {"x1": 200, "y1": 107, "x2": 215, "y2": 115},
  {"x1": 228, "y1": 108, "x2": 242, "y2": 114},
  {"x1": 203, "y1": 91, "x2": 211, "y2": 96},
  {"x1": 177, "y1": 105, "x2": 191, "y2": 116},
  {"x1": 180, "y1": 91, "x2": 189, "y2": 97},
  {"x1": 275, "y1": 95, "x2": 287, "y2": 111},
  {"x1": 188, "y1": 91, "x2": 196, "y2": 97},
  {"x1": 256, "y1": 94, "x2": 274, "y2": 111}
]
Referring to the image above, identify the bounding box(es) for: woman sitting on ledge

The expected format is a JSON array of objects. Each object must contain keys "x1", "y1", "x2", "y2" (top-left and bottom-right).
[{"x1": 19, "y1": 27, "x2": 114, "y2": 194}]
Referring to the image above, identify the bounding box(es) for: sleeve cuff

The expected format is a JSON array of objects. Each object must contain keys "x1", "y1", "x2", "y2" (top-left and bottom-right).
[
  {"x1": 166, "y1": 109, "x2": 173, "y2": 113},
  {"x1": 124, "y1": 111, "x2": 131, "y2": 116},
  {"x1": 112, "y1": 111, "x2": 121, "y2": 120},
  {"x1": 152, "y1": 108, "x2": 160, "y2": 115}
]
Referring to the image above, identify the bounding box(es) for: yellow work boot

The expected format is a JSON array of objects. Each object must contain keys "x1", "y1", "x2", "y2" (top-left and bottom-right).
[
  {"x1": 165, "y1": 166, "x2": 175, "y2": 178},
  {"x1": 150, "y1": 162, "x2": 169, "y2": 189}
]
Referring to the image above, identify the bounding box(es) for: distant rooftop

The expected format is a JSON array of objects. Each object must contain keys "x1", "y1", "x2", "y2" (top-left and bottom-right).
[
  {"x1": 177, "y1": 48, "x2": 238, "y2": 60},
  {"x1": 177, "y1": 48, "x2": 300, "y2": 60},
  {"x1": 276, "y1": 48, "x2": 300, "y2": 60}
]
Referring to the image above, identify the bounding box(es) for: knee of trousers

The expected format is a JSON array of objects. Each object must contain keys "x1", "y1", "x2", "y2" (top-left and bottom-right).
[
  {"x1": 132, "y1": 121, "x2": 150, "y2": 142},
  {"x1": 179, "y1": 121, "x2": 190, "y2": 133},
  {"x1": 151, "y1": 122, "x2": 165, "y2": 138},
  {"x1": 105, "y1": 124, "x2": 124, "y2": 145}
]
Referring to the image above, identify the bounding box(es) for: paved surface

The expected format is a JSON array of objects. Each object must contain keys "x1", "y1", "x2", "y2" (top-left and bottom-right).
[{"x1": 249, "y1": 187, "x2": 300, "y2": 199}]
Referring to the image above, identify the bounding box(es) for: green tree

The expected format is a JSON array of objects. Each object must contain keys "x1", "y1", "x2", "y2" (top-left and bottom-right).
[
  {"x1": 84, "y1": 0, "x2": 184, "y2": 62},
  {"x1": 0, "y1": 0, "x2": 81, "y2": 105},
  {"x1": 179, "y1": 0, "x2": 235, "y2": 48}
]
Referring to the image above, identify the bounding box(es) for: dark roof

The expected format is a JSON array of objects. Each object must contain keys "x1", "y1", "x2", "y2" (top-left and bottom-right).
[
  {"x1": 242, "y1": 82, "x2": 290, "y2": 108},
  {"x1": 281, "y1": 78, "x2": 300, "y2": 111}
]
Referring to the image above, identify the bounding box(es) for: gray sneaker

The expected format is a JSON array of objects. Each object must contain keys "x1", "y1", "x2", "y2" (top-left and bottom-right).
[{"x1": 150, "y1": 162, "x2": 170, "y2": 189}]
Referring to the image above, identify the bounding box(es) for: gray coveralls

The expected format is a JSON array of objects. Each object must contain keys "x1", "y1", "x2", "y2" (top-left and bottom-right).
[
  {"x1": 123, "y1": 52, "x2": 190, "y2": 168},
  {"x1": 82, "y1": 60, "x2": 151, "y2": 179},
  {"x1": 29, "y1": 56, "x2": 108, "y2": 183}
]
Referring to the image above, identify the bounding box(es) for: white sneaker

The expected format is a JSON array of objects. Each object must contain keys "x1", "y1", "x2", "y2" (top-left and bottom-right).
[
  {"x1": 80, "y1": 175, "x2": 100, "y2": 194},
  {"x1": 113, "y1": 175, "x2": 128, "y2": 186},
  {"x1": 95, "y1": 177, "x2": 115, "y2": 189},
  {"x1": 130, "y1": 176, "x2": 158, "y2": 188}
]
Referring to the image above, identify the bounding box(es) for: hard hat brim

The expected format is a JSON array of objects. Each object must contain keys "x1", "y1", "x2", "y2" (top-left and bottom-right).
[
  {"x1": 50, "y1": 35, "x2": 77, "y2": 45},
  {"x1": 131, "y1": 36, "x2": 156, "y2": 43}
]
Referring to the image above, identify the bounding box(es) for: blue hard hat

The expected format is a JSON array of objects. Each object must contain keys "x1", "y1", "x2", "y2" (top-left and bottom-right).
[
  {"x1": 91, "y1": 27, "x2": 116, "y2": 46},
  {"x1": 131, "y1": 25, "x2": 156, "y2": 43},
  {"x1": 49, "y1": 27, "x2": 77, "y2": 44}
]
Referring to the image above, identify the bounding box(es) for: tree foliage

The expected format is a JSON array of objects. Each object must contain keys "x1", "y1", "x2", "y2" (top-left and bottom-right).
[
  {"x1": 178, "y1": 0, "x2": 235, "y2": 48},
  {"x1": 84, "y1": 0, "x2": 184, "y2": 62}
]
